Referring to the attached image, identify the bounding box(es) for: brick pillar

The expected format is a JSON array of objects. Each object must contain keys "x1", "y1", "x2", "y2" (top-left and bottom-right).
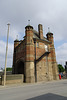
[
  {"x1": 25, "y1": 25, "x2": 35, "y2": 83},
  {"x1": 38, "y1": 24, "x2": 43, "y2": 39},
  {"x1": 46, "y1": 33, "x2": 59, "y2": 80},
  {"x1": 12, "y1": 40, "x2": 20, "y2": 74}
]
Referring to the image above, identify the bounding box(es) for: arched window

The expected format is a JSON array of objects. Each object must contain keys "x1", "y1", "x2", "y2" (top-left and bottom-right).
[{"x1": 45, "y1": 45, "x2": 48, "y2": 51}]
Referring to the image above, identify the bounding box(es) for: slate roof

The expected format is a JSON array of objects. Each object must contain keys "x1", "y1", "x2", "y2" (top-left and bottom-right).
[
  {"x1": 33, "y1": 30, "x2": 39, "y2": 39},
  {"x1": 33, "y1": 29, "x2": 50, "y2": 43},
  {"x1": 15, "y1": 28, "x2": 51, "y2": 49}
]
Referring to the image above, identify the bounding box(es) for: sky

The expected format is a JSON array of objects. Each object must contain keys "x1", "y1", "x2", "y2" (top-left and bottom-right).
[{"x1": 0, "y1": 0, "x2": 67, "y2": 69}]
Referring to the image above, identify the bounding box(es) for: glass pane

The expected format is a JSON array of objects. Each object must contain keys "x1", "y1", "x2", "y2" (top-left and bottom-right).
[{"x1": 45, "y1": 45, "x2": 48, "y2": 51}]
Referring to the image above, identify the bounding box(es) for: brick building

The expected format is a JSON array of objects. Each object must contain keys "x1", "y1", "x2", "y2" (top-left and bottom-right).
[{"x1": 12, "y1": 24, "x2": 59, "y2": 83}]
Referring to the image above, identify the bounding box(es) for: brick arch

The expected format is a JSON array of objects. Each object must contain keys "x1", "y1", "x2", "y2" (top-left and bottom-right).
[{"x1": 16, "y1": 60, "x2": 24, "y2": 74}]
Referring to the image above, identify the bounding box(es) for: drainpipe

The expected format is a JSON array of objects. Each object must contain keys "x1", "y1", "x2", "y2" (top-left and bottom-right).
[
  {"x1": 46, "y1": 55, "x2": 49, "y2": 80},
  {"x1": 34, "y1": 40, "x2": 37, "y2": 82}
]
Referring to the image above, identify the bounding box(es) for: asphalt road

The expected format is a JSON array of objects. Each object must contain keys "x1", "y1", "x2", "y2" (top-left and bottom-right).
[{"x1": 0, "y1": 80, "x2": 67, "y2": 100}]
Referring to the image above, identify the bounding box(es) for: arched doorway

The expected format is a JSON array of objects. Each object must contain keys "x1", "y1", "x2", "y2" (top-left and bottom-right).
[{"x1": 17, "y1": 61, "x2": 24, "y2": 74}]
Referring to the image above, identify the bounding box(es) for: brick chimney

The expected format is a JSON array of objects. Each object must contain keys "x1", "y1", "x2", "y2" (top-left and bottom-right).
[{"x1": 38, "y1": 24, "x2": 43, "y2": 39}]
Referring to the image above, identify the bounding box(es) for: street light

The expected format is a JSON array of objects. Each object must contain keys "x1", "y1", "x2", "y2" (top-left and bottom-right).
[{"x1": 4, "y1": 23, "x2": 10, "y2": 86}]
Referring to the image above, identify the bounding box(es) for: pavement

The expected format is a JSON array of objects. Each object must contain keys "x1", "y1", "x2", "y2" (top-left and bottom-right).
[{"x1": 0, "y1": 79, "x2": 67, "y2": 100}]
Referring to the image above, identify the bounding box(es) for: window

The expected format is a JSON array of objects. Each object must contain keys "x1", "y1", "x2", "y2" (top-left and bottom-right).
[
  {"x1": 45, "y1": 45, "x2": 48, "y2": 51},
  {"x1": 37, "y1": 42, "x2": 39, "y2": 47}
]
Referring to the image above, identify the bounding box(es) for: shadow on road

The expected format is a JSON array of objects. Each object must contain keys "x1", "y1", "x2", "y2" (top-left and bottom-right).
[{"x1": 27, "y1": 93, "x2": 67, "y2": 100}]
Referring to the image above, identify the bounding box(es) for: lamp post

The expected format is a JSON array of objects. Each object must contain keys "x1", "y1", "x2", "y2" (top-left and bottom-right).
[{"x1": 4, "y1": 23, "x2": 10, "y2": 86}]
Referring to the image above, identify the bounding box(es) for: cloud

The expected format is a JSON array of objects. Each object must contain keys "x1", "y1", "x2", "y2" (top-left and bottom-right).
[
  {"x1": 56, "y1": 43, "x2": 67, "y2": 66},
  {"x1": 0, "y1": 40, "x2": 13, "y2": 68},
  {"x1": 0, "y1": 0, "x2": 67, "y2": 68},
  {"x1": 9, "y1": 27, "x2": 21, "y2": 40}
]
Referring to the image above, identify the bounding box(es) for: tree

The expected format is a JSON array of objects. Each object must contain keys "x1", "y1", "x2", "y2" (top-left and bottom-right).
[
  {"x1": 6, "y1": 67, "x2": 12, "y2": 71},
  {"x1": 58, "y1": 64, "x2": 65, "y2": 73}
]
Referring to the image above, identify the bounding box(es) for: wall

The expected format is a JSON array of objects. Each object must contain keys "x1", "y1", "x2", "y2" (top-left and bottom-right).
[
  {"x1": 16, "y1": 41, "x2": 26, "y2": 61},
  {"x1": 0, "y1": 74, "x2": 24, "y2": 85},
  {"x1": 35, "y1": 42, "x2": 51, "y2": 82},
  {"x1": 13, "y1": 40, "x2": 26, "y2": 74}
]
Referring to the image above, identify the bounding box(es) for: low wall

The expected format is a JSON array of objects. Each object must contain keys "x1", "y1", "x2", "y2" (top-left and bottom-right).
[
  {"x1": 0, "y1": 74, "x2": 24, "y2": 85},
  {"x1": 0, "y1": 71, "x2": 12, "y2": 75}
]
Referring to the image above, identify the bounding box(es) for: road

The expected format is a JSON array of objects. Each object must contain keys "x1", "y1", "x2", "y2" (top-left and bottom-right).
[{"x1": 0, "y1": 80, "x2": 67, "y2": 100}]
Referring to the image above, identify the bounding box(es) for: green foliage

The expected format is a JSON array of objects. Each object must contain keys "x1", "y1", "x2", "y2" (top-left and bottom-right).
[
  {"x1": 6, "y1": 67, "x2": 12, "y2": 71},
  {"x1": 58, "y1": 64, "x2": 65, "y2": 72}
]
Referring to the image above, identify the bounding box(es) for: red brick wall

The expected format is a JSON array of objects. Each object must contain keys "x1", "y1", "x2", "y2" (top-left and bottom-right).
[{"x1": 15, "y1": 41, "x2": 26, "y2": 61}]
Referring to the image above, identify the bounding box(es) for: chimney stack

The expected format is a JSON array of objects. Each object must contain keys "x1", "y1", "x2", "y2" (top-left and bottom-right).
[{"x1": 38, "y1": 24, "x2": 43, "y2": 39}]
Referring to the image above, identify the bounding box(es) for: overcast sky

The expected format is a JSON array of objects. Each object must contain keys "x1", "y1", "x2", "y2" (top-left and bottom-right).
[{"x1": 0, "y1": 0, "x2": 67, "y2": 69}]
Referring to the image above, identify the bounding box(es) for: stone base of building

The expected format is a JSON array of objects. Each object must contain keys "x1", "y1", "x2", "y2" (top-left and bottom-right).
[{"x1": 26, "y1": 76, "x2": 35, "y2": 83}]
